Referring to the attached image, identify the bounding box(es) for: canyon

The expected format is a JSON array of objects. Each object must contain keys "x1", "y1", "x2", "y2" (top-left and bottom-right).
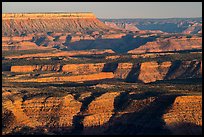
[{"x1": 2, "y1": 12, "x2": 202, "y2": 135}]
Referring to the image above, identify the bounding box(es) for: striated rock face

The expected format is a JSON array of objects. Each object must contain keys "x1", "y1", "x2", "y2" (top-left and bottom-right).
[
  {"x1": 138, "y1": 61, "x2": 172, "y2": 83},
  {"x1": 163, "y1": 96, "x2": 202, "y2": 135},
  {"x1": 2, "y1": 93, "x2": 82, "y2": 132},
  {"x1": 10, "y1": 72, "x2": 115, "y2": 83},
  {"x1": 83, "y1": 92, "x2": 121, "y2": 134},
  {"x1": 2, "y1": 88, "x2": 202, "y2": 135},
  {"x1": 3, "y1": 96, "x2": 41, "y2": 128},
  {"x1": 11, "y1": 64, "x2": 61, "y2": 72},
  {"x1": 2, "y1": 12, "x2": 111, "y2": 36},
  {"x1": 23, "y1": 95, "x2": 82, "y2": 127},
  {"x1": 128, "y1": 37, "x2": 202, "y2": 54},
  {"x1": 114, "y1": 63, "x2": 133, "y2": 79},
  {"x1": 9, "y1": 60, "x2": 202, "y2": 83},
  {"x1": 62, "y1": 63, "x2": 105, "y2": 74},
  {"x1": 125, "y1": 60, "x2": 202, "y2": 83},
  {"x1": 11, "y1": 63, "x2": 106, "y2": 73}
]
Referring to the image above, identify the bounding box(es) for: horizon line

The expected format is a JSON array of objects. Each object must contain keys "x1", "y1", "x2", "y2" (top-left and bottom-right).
[{"x1": 2, "y1": 12, "x2": 202, "y2": 19}]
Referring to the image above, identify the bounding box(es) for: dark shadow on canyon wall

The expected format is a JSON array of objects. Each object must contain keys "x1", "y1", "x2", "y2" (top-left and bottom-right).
[
  {"x1": 71, "y1": 91, "x2": 105, "y2": 135},
  {"x1": 153, "y1": 78, "x2": 203, "y2": 85},
  {"x1": 2, "y1": 65, "x2": 11, "y2": 71},
  {"x1": 102, "y1": 62, "x2": 118, "y2": 72},
  {"x1": 105, "y1": 94, "x2": 178, "y2": 135},
  {"x1": 164, "y1": 122, "x2": 202, "y2": 135},
  {"x1": 125, "y1": 63, "x2": 141, "y2": 83},
  {"x1": 66, "y1": 35, "x2": 158, "y2": 53}
]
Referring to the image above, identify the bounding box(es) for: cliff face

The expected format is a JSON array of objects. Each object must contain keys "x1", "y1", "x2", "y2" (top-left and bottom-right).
[
  {"x1": 23, "y1": 95, "x2": 82, "y2": 128},
  {"x1": 2, "y1": 88, "x2": 202, "y2": 135},
  {"x1": 137, "y1": 61, "x2": 172, "y2": 83},
  {"x1": 83, "y1": 92, "x2": 121, "y2": 134},
  {"x1": 130, "y1": 60, "x2": 202, "y2": 83},
  {"x1": 2, "y1": 94, "x2": 82, "y2": 130},
  {"x1": 62, "y1": 63, "x2": 105, "y2": 74},
  {"x1": 2, "y1": 13, "x2": 111, "y2": 36},
  {"x1": 165, "y1": 60, "x2": 202, "y2": 80},
  {"x1": 128, "y1": 37, "x2": 202, "y2": 54},
  {"x1": 9, "y1": 60, "x2": 202, "y2": 83},
  {"x1": 163, "y1": 96, "x2": 202, "y2": 135},
  {"x1": 114, "y1": 63, "x2": 133, "y2": 79},
  {"x1": 9, "y1": 72, "x2": 115, "y2": 83},
  {"x1": 11, "y1": 64, "x2": 61, "y2": 72}
]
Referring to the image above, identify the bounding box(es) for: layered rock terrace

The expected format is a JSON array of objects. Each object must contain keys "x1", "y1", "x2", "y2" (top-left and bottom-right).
[{"x1": 2, "y1": 12, "x2": 111, "y2": 36}]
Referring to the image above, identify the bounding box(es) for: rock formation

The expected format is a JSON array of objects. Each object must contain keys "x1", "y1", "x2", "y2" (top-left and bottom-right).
[
  {"x1": 105, "y1": 21, "x2": 139, "y2": 32},
  {"x1": 62, "y1": 63, "x2": 105, "y2": 74},
  {"x1": 9, "y1": 72, "x2": 114, "y2": 83},
  {"x1": 163, "y1": 96, "x2": 202, "y2": 135},
  {"x1": 2, "y1": 88, "x2": 202, "y2": 135},
  {"x1": 128, "y1": 36, "x2": 202, "y2": 54},
  {"x1": 2, "y1": 13, "x2": 112, "y2": 36},
  {"x1": 2, "y1": 93, "x2": 82, "y2": 133},
  {"x1": 138, "y1": 61, "x2": 172, "y2": 83},
  {"x1": 9, "y1": 60, "x2": 202, "y2": 83},
  {"x1": 11, "y1": 64, "x2": 61, "y2": 72},
  {"x1": 114, "y1": 63, "x2": 133, "y2": 79},
  {"x1": 83, "y1": 92, "x2": 121, "y2": 134}
]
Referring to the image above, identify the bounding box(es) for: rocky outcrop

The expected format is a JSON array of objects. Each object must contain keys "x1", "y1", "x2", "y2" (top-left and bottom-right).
[
  {"x1": 138, "y1": 61, "x2": 172, "y2": 83},
  {"x1": 125, "y1": 60, "x2": 202, "y2": 83},
  {"x1": 83, "y1": 92, "x2": 121, "y2": 134},
  {"x1": 3, "y1": 96, "x2": 41, "y2": 128},
  {"x1": 128, "y1": 37, "x2": 202, "y2": 54},
  {"x1": 165, "y1": 60, "x2": 202, "y2": 80},
  {"x1": 23, "y1": 95, "x2": 82, "y2": 127},
  {"x1": 2, "y1": 93, "x2": 82, "y2": 133},
  {"x1": 9, "y1": 60, "x2": 202, "y2": 83},
  {"x1": 114, "y1": 63, "x2": 133, "y2": 79},
  {"x1": 163, "y1": 96, "x2": 202, "y2": 135},
  {"x1": 10, "y1": 72, "x2": 115, "y2": 83},
  {"x1": 2, "y1": 12, "x2": 112, "y2": 36},
  {"x1": 121, "y1": 96, "x2": 157, "y2": 113},
  {"x1": 2, "y1": 88, "x2": 202, "y2": 135},
  {"x1": 11, "y1": 64, "x2": 61, "y2": 72},
  {"x1": 62, "y1": 63, "x2": 105, "y2": 74}
]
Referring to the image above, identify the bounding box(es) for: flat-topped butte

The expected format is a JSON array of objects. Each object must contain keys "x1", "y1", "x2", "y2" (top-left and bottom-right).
[{"x1": 2, "y1": 12, "x2": 96, "y2": 19}]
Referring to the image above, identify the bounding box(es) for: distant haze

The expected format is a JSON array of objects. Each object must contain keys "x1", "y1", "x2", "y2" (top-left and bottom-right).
[{"x1": 2, "y1": 2, "x2": 202, "y2": 19}]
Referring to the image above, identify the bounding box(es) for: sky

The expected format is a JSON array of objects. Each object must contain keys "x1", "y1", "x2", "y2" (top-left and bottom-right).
[{"x1": 2, "y1": 2, "x2": 202, "y2": 19}]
